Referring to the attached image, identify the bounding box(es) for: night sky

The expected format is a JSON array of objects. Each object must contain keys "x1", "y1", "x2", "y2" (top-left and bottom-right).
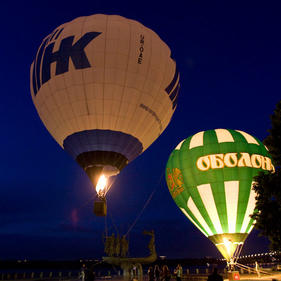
[{"x1": 0, "y1": 1, "x2": 280, "y2": 260}]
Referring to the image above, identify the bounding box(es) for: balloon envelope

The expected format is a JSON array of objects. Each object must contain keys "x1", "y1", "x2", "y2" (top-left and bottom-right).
[
  {"x1": 30, "y1": 14, "x2": 179, "y2": 188},
  {"x1": 166, "y1": 129, "x2": 274, "y2": 261}
]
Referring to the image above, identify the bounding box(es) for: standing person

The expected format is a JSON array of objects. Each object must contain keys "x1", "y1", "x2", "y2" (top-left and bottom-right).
[
  {"x1": 148, "y1": 266, "x2": 155, "y2": 281},
  {"x1": 207, "y1": 268, "x2": 223, "y2": 281},
  {"x1": 80, "y1": 265, "x2": 86, "y2": 281},
  {"x1": 161, "y1": 265, "x2": 171, "y2": 281},
  {"x1": 154, "y1": 265, "x2": 161, "y2": 281},
  {"x1": 255, "y1": 261, "x2": 260, "y2": 277},
  {"x1": 174, "y1": 264, "x2": 183, "y2": 281}
]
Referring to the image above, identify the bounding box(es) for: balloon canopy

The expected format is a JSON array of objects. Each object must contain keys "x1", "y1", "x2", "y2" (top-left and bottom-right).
[
  {"x1": 166, "y1": 129, "x2": 274, "y2": 261},
  {"x1": 30, "y1": 14, "x2": 179, "y2": 193}
]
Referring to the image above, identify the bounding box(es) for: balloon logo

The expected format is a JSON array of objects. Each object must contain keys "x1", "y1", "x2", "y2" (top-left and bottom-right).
[
  {"x1": 166, "y1": 168, "x2": 184, "y2": 198},
  {"x1": 30, "y1": 14, "x2": 180, "y2": 210},
  {"x1": 166, "y1": 129, "x2": 274, "y2": 261}
]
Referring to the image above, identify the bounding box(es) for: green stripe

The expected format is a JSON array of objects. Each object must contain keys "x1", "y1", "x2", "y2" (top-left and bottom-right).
[
  {"x1": 203, "y1": 130, "x2": 219, "y2": 146},
  {"x1": 210, "y1": 182, "x2": 228, "y2": 233},
  {"x1": 236, "y1": 179, "x2": 252, "y2": 232}
]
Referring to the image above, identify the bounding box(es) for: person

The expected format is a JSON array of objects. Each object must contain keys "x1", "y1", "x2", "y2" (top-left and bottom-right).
[
  {"x1": 161, "y1": 265, "x2": 171, "y2": 281},
  {"x1": 148, "y1": 266, "x2": 155, "y2": 281},
  {"x1": 80, "y1": 264, "x2": 86, "y2": 281},
  {"x1": 174, "y1": 264, "x2": 183, "y2": 281},
  {"x1": 154, "y1": 265, "x2": 161, "y2": 281},
  {"x1": 255, "y1": 261, "x2": 260, "y2": 278},
  {"x1": 207, "y1": 268, "x2": 223, "y2": 281}
]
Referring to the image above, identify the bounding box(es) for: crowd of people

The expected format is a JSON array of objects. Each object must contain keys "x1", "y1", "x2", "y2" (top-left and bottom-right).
[
  {"x1": 147, "y1": 264, "x2": 183, "y2": 281},
  {"x1": 79, "y1": 262, "x2": 224, "y2": 281}
]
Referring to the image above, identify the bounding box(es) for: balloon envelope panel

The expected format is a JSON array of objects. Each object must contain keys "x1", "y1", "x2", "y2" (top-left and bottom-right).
[
  {"x1": 30, "y1": 14, "x2": 179, "y2": 180},
  {"x1": 166, "y1": 129, "x2": 274, "y2": 260}
]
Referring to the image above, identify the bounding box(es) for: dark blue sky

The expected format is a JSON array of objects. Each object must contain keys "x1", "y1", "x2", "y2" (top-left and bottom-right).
[{"x1": 0, "y1": 1, "x2": 280, "y2": 260}]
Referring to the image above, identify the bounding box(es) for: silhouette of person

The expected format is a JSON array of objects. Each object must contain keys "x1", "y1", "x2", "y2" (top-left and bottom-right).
[
  {"x1": 154, "y1": 265, "x2": 161, "y2": 281},
  {"x1": 148, "y1": 266, "x2": 155, "y2": 281},
  {"x1": 174, "y1": 264, "x2": 183, "y2": 281},
  {"x1": 161, "y1": 265, "x2": 171, "y2": 281},
  {"x1": 207, "y1": 268, "x2": 223, "y2": 281},
  {"x1": 255, "y1": 261, "x2": 260, "y2": 277},
  {"x1": 80, "y1": 264, "x2": 86, "y2": 281}
]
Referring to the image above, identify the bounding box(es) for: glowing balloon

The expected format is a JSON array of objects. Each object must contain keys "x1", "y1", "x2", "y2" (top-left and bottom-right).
[
  {"x1": 30, "y1": 14, "x2": 179, "y2": 193},
  {"x1": 166, "y1": 129, "x2": 274, "y2": 261}
]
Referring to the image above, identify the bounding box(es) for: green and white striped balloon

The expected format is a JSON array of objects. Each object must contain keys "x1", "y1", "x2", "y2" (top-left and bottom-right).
[{"x1": 166, "y1": 129, "x2": 274, "y2": 261}]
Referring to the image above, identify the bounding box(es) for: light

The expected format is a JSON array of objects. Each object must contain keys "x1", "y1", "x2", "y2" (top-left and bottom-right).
[
  {"x1": 223, "y1": 237, "x2": 232, "y2": 255},
  {"x1": 96, "y1": 175, "x2": 108, "y2": 195}
]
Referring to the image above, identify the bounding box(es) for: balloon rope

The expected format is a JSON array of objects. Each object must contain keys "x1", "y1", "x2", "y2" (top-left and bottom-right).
[
  {"x1": 233, "y1": 243, "x2": 243, "y2": 264},
  {"x1": 236, "y1": 243, "x2": 243, "y2": 261},
  {"x1": 124, "y1": 171, "x2": 164, "y2": 237},
  {"x1": 235, "y1": 262, "x2": 272, "y2": 275}
]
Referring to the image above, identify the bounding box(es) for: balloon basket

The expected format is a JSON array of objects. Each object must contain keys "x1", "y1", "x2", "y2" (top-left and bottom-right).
[
  {"x1": 228, "y1": 271, "x2": 240, "y2": 280},
  {"x1": 94, "y1": 197, "x2": 107, "y2": 216}
]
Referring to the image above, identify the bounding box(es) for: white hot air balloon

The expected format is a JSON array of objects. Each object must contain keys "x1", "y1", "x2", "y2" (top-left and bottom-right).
[{"x1": 30, "y1": 14, "x2": 180, "y2": 215}]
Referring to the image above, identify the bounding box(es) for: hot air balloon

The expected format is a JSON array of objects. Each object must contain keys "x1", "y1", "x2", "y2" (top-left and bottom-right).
[
  {"x1": 166, "y1": 129, "x2": 274, "y2": 262},
  {"x1": 30, "y1": 14, "x2": 179, "y2": 215}
]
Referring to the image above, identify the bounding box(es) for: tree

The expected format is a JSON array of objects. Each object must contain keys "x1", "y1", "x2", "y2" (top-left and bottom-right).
[{"x1": 251, "y1": 100, "x2": 281, "y2": 250}]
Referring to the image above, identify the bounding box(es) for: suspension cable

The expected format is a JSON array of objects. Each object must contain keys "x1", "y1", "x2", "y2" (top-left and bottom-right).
[{"x1": 124, "y1": 171, "x2": 165, "y2": 237}]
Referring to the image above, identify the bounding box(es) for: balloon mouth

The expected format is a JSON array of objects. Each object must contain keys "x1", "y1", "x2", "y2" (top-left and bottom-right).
[
  {"x1": 94, "y1": 166, "x2": 119, "y2": 197},
  {"x1": 83, "y1": 164, "x2": 119, "y2": 196},
  {"x1": 75, "y1": 150, "x2": 128, "y2": 194},
  {"x1": 209, "y1": 233, "x2": 248, "y2": 262}
]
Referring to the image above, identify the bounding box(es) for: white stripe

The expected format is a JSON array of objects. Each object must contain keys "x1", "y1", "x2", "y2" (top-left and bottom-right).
[
  {"x1": 247, "y1": 224, "x2": 255, "y2": 234},
  {"x1": 215, "y1": 129, "x2": 234, "y2": 143},
  {"x1": 180, "y1": 208, "x2": 208, "y2": 237},
  {"x1": 175, "y1": 140, "x2": 184, "y2": 150},
  {"x1": 189, "y1": 131, "x2": 204, "y2": 149},
  {"x1": 264, "y1": 145, "x2": 269, "y2": 151},
  {"x1": 187, "y1": 197, "x2": 213, "y2": 236},
  {"x1": 197, "y1": 184, "x2": 223, "y2": 234},
  {"x1": 236, "y1": 130, "x2": 259, "y2": 145},
  {"x1": 241, "y1": 182, "x2": 257, "y2": 233},
  {"x1": 224, "y1": 181, "x2": 239, "y2": 233}
]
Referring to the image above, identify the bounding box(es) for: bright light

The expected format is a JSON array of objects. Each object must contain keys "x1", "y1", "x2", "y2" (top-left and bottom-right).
[
  {"x1": 223, "y1": 237, "x2": 232, "y2": 256},
  {"x1": 96, "y1": 175, "x2": 108, "y2": 195}
]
